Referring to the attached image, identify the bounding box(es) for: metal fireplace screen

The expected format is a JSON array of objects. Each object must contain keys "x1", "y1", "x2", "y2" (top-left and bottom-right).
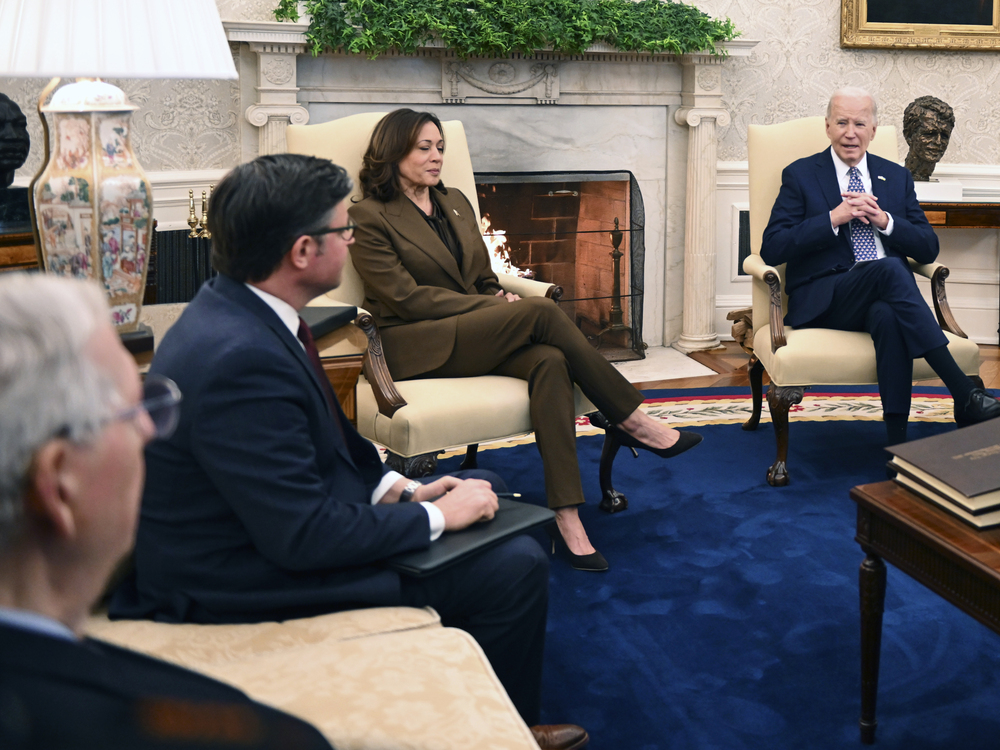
[{"x1": 474, "y1": 170, "x2": 645, "y2": 361}]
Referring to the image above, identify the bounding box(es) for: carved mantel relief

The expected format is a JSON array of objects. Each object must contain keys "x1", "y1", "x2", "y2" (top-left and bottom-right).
[{"x1": 443, "y1": 60, "x2": 560, "y2": 104}]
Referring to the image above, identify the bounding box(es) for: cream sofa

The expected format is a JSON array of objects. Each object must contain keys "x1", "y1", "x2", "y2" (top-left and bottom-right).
[{"x1": 87, "y1": 607, "x2": 540, "y2": 750}]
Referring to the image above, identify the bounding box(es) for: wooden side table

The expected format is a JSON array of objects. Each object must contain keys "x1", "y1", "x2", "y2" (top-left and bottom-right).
[
  {"x1": 0, "y1": 230, "x2": 39, "y2": 273},
  {"x1": 315, "y1": 322, "x2": 367, "y2": 425},
  {"x1": 850, "y1": 480, "x2": 1000, "y2": 744}
]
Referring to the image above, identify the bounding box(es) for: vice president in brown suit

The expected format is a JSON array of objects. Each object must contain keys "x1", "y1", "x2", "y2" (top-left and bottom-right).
[{"x1": 349, "y1": 109, "x2": 701, "y2": 571}]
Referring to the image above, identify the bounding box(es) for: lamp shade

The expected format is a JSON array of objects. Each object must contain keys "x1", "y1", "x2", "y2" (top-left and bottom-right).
[{"x1": 0, "y1": 0, "x2": 238, "y2": 80}]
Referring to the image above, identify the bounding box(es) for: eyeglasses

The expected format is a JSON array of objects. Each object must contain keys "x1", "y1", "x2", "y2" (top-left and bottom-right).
[
  {"x1": 113, "y1": 374, "x2": 183, "y2": 440},
  {"x1": 309, "y1": 221, "x2": 357, "y2": 241}
]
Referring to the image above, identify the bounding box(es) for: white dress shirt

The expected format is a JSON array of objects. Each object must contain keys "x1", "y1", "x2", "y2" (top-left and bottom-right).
[
  {"x1": 829, "y1": 148, "x2": 894, "y2": 260},
  {"x1": 245, "y1": 284, "x2": 444, "y2": 540},
  {"x1": 0, "y1": 606, "x2": 76, "y2": 641}
]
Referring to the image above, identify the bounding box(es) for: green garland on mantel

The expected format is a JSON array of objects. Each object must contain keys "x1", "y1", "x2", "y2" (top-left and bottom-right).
[{"x1": 273, "y1": 0, "x2": 739, "y2": 59}]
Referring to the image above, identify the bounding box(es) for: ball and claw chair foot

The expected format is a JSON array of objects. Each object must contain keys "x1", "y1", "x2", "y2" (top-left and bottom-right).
[
  {"x1": 599, "y1": 490, "x2": 629, "y2": 513},
  {"x1": 766, "y1": 461, "x2": 789, "y2": 487}
]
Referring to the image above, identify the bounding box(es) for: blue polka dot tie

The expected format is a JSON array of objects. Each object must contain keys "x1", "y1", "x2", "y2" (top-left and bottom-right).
[{"x1": 848, "y1": 166, "x2": 878, "y2": 262}]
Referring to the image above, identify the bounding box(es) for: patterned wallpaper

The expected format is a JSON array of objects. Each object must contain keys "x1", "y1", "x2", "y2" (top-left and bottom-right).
[
  {"x1": 216, "y1": 0, "x2": 280, "y2": 22},
  {"x1": 697, "y1": 0, "x2": 1000, "y2": 164}
]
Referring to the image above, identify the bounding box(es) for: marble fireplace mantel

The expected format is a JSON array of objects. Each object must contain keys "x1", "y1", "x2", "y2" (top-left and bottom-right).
[{"x1": 224, "y1": 20, "x2": 756, "y2": 350}]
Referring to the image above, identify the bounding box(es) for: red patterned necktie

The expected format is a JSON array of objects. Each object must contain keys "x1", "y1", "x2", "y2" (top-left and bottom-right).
[
  {"x1": 848, "y1": 166, "x2": 878, "y2": 262},
  {"x1": 296, "y1": 316, "x2": 337, "y2": 412}
]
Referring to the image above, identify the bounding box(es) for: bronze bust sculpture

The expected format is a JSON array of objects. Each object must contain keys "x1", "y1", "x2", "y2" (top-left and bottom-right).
[
  {"x1": 903, "y1": 96, "x2": 955, "y2": 182},
  {"x1": 0, "y1": 94, "x2": 30, "y2": 189}
]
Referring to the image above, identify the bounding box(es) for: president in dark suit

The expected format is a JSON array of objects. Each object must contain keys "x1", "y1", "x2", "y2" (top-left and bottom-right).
[
  {"x1": 109, "y1": 154, "x2": 587, "y2": 749},
  {"x1": 0, "y1": 274, "x2": 331, "y2": 750},
  {"x1": 762, "y1": 87, "x2": 1000, "y2": 443}
]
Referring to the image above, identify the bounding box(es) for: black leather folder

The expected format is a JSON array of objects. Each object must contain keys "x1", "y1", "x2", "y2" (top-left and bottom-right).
[
  {"x1": 300, "y1": 304, "x2": 358, "y2": 339},
  {"x1": 385, "y1": 498, "x2": 555, "y2": 577}
]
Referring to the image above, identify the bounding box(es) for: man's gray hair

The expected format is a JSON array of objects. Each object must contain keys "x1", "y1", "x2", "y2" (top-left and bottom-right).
[
  {"x1": 827, "y1": 87, "x2": 879, "y2": 125},
  {"x1": 0, "y1": 274, "x2": 118, "y2": 551}
]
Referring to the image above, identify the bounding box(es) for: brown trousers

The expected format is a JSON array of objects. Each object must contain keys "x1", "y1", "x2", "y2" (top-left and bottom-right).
[{"x1": 415, "y1": 296, "x2": 644, "y2": 509}]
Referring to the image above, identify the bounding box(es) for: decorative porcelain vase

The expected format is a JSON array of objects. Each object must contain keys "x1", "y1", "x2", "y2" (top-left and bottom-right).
[{"x1": 33, "y1": 80, "x2": 151, "y2": 333}]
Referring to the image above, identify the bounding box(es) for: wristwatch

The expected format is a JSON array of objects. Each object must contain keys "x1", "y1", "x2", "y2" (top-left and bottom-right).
[{"x1": 399, "y1": 480, "x2": 422, "y2": 503}]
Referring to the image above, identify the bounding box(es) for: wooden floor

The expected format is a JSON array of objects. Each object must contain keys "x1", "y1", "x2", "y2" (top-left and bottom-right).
[{"x1": 633, "y1": 342, "x2": 1000, "y2": 392}]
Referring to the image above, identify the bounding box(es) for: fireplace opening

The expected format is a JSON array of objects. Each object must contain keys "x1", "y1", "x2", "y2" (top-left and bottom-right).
[{"x1": 475, "y1": 171, "x2": 645, "y2": 361}]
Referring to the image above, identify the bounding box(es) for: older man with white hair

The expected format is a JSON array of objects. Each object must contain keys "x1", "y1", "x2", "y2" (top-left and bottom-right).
[
  {"x1": 0, "y1": 273, "x2": 333, "y2": 749},
  {"x1": 762, "y1": 87, "x2": 1000, "y2": 444}
]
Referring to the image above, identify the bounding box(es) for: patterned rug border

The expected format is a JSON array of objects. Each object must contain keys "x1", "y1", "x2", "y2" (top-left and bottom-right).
[{"x1": 436, "y1": 389, "x2": 955, "y2": 458}]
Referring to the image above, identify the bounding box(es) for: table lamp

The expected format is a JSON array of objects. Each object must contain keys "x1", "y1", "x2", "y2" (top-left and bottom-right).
[{"x1": 0, "y1": 0, "x2": 238, "y2": 335}]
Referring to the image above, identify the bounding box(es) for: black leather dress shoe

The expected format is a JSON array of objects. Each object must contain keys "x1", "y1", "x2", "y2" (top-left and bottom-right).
[
  {"x1": 955, "y1": 388, "x2": 1000, "y2": 427},
  {"x1": 530, "y1": 724, "x2": 589, "y2": 750}
]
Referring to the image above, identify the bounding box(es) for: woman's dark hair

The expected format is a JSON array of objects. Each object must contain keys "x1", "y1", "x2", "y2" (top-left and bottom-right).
[
  {"x1": 358, "y1": 109, "x2": 444, "y2": 202},
  {"x1": 208, "y1": 153, "x2": 352, "y2": 283}
]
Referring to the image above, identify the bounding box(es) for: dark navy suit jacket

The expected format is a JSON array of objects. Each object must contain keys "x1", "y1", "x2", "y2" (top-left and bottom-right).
[
  {"x1": 110, "y1": 275, "x2": 431, "y2": 624},
  {"x1": 0, "y1": 623, "x2": 332, "y2": 748},
  {"x1": 761, "y1": 148, "x2": 939, "y2": 327}
]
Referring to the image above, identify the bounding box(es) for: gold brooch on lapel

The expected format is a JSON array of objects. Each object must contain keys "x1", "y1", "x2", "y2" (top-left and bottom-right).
[
  {"x1": 877, "y1": 175, "x2": 886, "y2": 181},
  {"x1": 453, "y1": 209, "x2": 460, "y2": 216}
]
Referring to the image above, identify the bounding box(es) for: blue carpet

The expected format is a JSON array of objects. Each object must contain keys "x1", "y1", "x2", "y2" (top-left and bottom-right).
[{"x1": 438, "y1": 396, "x2": 1000, "y2": 749}]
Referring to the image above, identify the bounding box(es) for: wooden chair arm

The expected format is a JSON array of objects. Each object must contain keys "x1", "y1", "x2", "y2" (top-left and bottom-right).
[
  {"x1": 742, "y1": 254, "x2": 787, "y2": 352},
  {"x1": 354, "y1": 313, "x2": 407, "y2": 418},
  {"x1": 909, "y1": 259, "x2": 967, "y2": 338},
  {"x1": 496, "y1": 272, "x2": 563, "y2": 301}
]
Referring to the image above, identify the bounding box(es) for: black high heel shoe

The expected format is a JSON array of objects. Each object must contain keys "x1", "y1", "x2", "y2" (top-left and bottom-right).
[
  {"x1": 608, "y1": 426, "x2": 702, "y2": 459},
  {"x1": 546, "y1": 524, "x2": 609, "y2": 572}
]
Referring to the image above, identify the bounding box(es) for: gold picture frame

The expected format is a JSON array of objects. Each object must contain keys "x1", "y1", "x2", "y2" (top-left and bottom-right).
[{"x1": 841, "y1": 0, "x2": 1000, "y2": 51}]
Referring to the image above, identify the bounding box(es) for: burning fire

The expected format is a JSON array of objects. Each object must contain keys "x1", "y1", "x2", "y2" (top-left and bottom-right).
[{"x1": 481, "y1": 214, "x2": 532, "y2": 278}]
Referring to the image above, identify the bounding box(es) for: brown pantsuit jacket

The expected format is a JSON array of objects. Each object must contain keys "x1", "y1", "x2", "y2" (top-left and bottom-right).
[{"x1": 349, "y1": 185, "x2": 506, "y2": 379}]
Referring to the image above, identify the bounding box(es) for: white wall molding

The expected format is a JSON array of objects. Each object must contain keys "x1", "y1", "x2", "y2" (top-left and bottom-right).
[
  {"x1": 223, "y1": 20, "x2": 308, "y2": 44},
  {"x1": 717, "y1": 161, "x2": 749, "y2": 189},
  {"x1": 146, "y1": 170, "x2": 232, "y2": 231}
]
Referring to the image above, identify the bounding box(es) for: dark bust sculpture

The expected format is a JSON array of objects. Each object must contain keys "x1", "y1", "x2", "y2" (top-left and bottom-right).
[
  {"x1": 0, "y1": 93, "x2": 31, "y2": 189},
  {"x1": 903, "y1": 95, "x2": 955, "y2": 182}
]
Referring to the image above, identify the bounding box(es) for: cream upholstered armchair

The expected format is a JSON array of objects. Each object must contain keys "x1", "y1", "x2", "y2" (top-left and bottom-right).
[
  {"x1": 742, "y1": 117, "x2": 981, "y2": 486},
  {"x1": 287, "y1": 113, "x2": 631, "y2": 511}
]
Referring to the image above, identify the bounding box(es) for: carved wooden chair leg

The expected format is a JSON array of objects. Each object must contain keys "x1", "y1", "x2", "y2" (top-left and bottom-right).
[
  {"x1": 385, "y1": 451, "x2": 441, "y2": 479},
  {"x1": 743, "y1": 356, "x2": 764, "y2": 431},
  {"x1": 459, "y1": 444, "x2": 479, "y2": 470},
  {"x1": 766, "y1": 385, "x2": 804, "y2": 487},
  {"x1": 588, "y1": 412, "x2": 629, "y2": 513}
]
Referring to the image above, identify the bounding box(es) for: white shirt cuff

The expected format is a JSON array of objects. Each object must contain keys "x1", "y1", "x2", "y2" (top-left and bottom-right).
[
  {"x1": 421, "y1": 502, "x2": 445, "y2": 541},
  {"x1": 371, "y1": 471, "x2": 405, "y2": 504},
  {"x1": 878, "y1": 212, "x2": 894, "y2": 235}
]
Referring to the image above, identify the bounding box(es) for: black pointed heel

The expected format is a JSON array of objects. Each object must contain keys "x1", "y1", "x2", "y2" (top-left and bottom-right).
[
  {"x1": 545, "y1": 524, "x2": 609, "y2": 572},
  {"x1": 609, "y1": 427, "x2": 702, "y2": 459}
]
